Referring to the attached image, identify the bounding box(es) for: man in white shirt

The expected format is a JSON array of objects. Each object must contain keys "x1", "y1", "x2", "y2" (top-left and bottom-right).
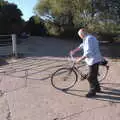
[{"x1": 70, "y1": 28, "x2": 103, "y2": 97}]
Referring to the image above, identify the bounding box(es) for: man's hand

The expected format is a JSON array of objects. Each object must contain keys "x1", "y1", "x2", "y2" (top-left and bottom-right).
[
  {"x1": 69, "y1": 50, "x2": 75, "y2": 56},
  {"x1": 75, "y1": 56, "x2": 86, "y2": 64},
  {"x1": 69, "y1": 47, "x2": 80, "y2": 56},
  {"x1": 75, "y1": 57, "x2": 82, "y2": 64}
]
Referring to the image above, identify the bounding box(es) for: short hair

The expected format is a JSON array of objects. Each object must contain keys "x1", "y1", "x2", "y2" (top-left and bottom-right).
[{"x1": 78, "y1": 28, "x2": 87, "y2": 36}]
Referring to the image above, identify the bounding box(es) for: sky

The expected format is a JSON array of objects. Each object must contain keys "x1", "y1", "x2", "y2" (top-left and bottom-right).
[{"x1": 7, "y1": 0, "x2": 38, "y2": 21}]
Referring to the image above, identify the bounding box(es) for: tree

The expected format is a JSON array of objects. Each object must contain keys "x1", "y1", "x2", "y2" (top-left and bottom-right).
[
  {"x1": 34, "y1": 0, "x2": 91, "y2": 27},
  {"x1": 34, "y1": 0, "x2": 120, "y2": 39},
  {"x1": 93, "y1": 0, "x2": 120, "y2": 22},
  {"x1": 35, "y1": 0, "x2": 120, "y2": 26},
  {"x1": 87, "y1": 0, "x2": 120, "y2": 34},
  {"x1": 0, "y1": 0, "x2": 23, "y2": 34},
  {"x1": 24, "y1": 16, "x2": 47, "y2": 36}
]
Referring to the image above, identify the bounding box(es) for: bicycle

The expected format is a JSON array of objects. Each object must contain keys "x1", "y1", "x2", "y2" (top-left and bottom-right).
[{"x1": 51, "y1": 54, "x2": 109, "y2": 91}]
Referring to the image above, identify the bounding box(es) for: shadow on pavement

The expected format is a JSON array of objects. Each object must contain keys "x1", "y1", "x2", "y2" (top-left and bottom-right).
[
  {"x1": 57, "y1": 84, "x2": 120, "y2": 103},
  {"x1": 0, "y1": 58, "x2": 9, "y2": 66}
]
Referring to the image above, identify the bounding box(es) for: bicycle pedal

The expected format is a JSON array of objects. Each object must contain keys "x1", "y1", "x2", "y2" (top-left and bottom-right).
[
  {"x1": 81, "y1": 77, "x2": 86, "y2": 81},
  {"x1": 81, "y1": 74, "x2": 87, "y2": 81}
]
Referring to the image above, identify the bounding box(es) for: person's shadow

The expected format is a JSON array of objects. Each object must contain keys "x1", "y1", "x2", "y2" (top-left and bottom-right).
[
  {"x1": 58, "y1": 83, "x2": 120, "y2": 103},
  {"x1": 0, "y1": 58, "x2": 8, "y2": 66},
  {"x1": 95, "y1": 83, "x2": 120, "y2": 103}
]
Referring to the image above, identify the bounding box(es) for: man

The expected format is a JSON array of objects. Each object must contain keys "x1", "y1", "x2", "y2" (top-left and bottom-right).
[{"x1": 70, "y1": 28, "x2": 103, "y2": 97}]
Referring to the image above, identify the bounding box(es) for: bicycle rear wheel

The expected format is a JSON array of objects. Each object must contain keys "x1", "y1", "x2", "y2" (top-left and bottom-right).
[
  {"x1": 51, "y1": 67, "x2": 78, "y2": 90},
  {"x1": 98, "y1": 65, "x2": 109, "y2": 82},
  {"x1": 78, "y1": 63, "x2": 109, "y2": 82}
]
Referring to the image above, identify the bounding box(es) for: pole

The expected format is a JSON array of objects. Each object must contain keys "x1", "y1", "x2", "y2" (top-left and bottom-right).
[{"x1": 12, "y1": 34, "x2": 17, "y2": 58}]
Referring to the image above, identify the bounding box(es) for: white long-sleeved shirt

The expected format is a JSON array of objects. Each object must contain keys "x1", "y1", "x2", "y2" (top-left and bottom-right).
[{"x1": 78, "y1": 34, "x2": 103, "y2": 66}]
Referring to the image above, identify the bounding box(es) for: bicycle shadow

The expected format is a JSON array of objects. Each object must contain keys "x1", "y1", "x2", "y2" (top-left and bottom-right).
[{"x1": 61, "y1": 83, "x2": 120, "y2": 103}]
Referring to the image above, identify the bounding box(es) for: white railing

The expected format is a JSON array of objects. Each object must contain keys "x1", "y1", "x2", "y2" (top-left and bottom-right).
[{"x1": 0, "y1": 34, "x2": 17, "y2": 57}]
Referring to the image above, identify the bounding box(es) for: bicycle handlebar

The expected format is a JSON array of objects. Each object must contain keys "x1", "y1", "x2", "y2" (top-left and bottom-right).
[
  {"x1": 70, "y1": 53, "x2": 74, "y2": 62},
  {"x1": 69, "y1": 53, "x2": 76, "y2": 67}
]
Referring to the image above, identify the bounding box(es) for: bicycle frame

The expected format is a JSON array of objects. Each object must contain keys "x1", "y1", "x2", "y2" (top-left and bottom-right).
[
  {"x1": 68, "y1": 54, "x2": 109, "y2": 82},
  {"x1": 51, "y1": 54, "x2": 109, "y2": 91},
  {"x1": 68, "y1": 54, "x2": 87, "y2": 80}
]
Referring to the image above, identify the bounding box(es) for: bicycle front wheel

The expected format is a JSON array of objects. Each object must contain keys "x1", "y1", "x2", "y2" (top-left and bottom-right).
[{"x1": 51, "y1": 67, "x2": 78, "y2": 90}]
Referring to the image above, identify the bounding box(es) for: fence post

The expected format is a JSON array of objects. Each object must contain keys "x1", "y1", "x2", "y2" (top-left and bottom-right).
[{"x1": 11, "y1": 34, "x2": 17, "y2": 57}]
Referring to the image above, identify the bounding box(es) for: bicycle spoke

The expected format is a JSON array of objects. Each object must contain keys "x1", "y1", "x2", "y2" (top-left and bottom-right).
[
  {"x1": 51, "y1": 68, "x2": 78, "y2": 90},
  {"x1": 98, "y1": 65, "x2": 108, "y2": 82}
]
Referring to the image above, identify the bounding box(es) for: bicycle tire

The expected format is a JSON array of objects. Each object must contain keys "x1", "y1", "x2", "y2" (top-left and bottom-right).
[
  {"x1": 51, "y1": 67, "x2": 78, "y2": 91},
  {"x1": 78, "y1": 63, "x2": 109, "y2": 82},
  {"x1": 77, "y1": 63, "x2": 88, "y2": 81},
  {"x1": 98, "y1": 65, "x2": 109, "y2": 82}
]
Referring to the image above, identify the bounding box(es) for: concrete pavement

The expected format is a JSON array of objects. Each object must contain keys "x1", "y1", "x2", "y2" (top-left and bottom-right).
[{"x1": 0, "y1": 36, "x2": 120, "y2": 120}]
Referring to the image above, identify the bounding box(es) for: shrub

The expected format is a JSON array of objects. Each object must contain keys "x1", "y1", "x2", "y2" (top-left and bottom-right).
[
  {"x1": 44, "y1": 22, "x2": 61, "y2": 36},
  {"x1": 87, "y1": 21, "x2": 120, "y2": 42}
]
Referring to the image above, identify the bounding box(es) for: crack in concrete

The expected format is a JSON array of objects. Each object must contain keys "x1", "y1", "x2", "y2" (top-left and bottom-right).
[
  {"x1": 54, "y1": 104, "x2": 109, "y2": 120},
  {"x1": 0, "y1": 90, "x2": 5, "y2": 97},
  {"x1": 5, "y1": 98, "x2": 12, "y2": 120},
  {"x1": 6, "y1": 111, "x2": 12, "y2": 120}
]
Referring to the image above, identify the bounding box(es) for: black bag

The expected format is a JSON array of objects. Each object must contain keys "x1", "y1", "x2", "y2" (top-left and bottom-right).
[{"x1": 99, "y1": 59, "x2": 108, "y2": 66}]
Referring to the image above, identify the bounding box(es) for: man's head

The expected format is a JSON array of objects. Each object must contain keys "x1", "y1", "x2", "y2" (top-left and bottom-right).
[{"x1": 78, "y1": 28, "x2": 87, "y2": 39}]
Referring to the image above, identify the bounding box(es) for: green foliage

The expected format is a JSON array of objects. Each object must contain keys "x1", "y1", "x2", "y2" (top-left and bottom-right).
[
  {"x1": 87, "y1": 21, "x2": 120, "y2": 42},
  {"x1": 0, "y1": 1, "x2": 23, "y2": 34},
  {"x1": 0, "y1": 0, "x2": 4, "y2": 6},
  {"x1": 33, "y1": 16, "x2": 41, "y2": 24},
  {"x1": 93, "y1": 0, "x2": 120, "y2": 23},
  {"x1": 34, "y1": 0, "x2": 120, "y2": 38},
  {"x1": 87, "y1": 21, "x2": 120, "y2": 34},
  {"x1": 35, "y1": 0, "x2": 91, "y2": 26},
  {"x1": 44, "y1": 21, "x2": 61, "y2": 36},
  {"x1": 25, "y1": 16, "x2": 47, "y2": 36},
  {"x1": 34, "y1": 0, "x2": 91, "y2": 36}
]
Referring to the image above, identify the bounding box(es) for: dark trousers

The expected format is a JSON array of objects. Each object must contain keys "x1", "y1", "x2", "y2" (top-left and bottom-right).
[{"x1": 87, "y1": 63, "x2": 100, "y2": 91}]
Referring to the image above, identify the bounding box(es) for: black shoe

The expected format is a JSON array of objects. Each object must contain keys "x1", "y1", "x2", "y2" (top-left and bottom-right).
[
  {"x1": 86, "y1": 90, "x2": 96, "y2": 98},
  {"x1": 95, "y1": 86, "x2": 101, "y2": 93}
]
